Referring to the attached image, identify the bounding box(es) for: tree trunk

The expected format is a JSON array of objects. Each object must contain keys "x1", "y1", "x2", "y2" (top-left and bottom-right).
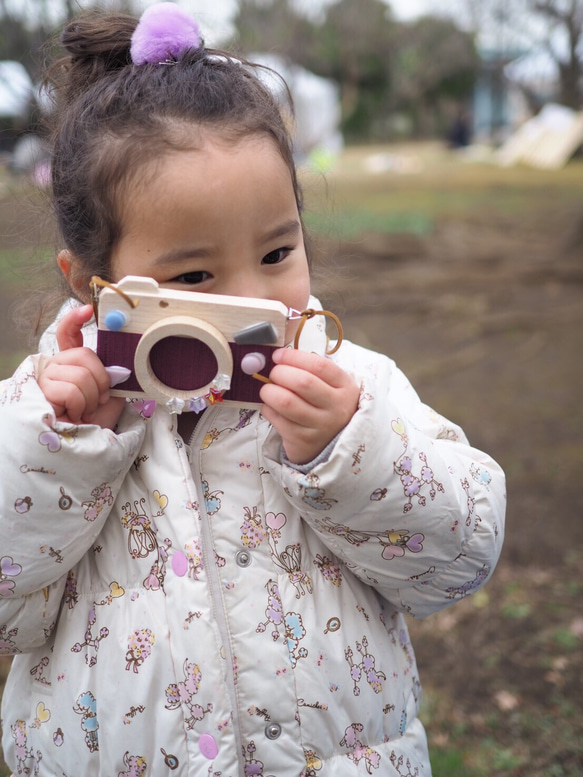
[{"x1": 558, "y1": 59, "x2": 582, "y2": 110}]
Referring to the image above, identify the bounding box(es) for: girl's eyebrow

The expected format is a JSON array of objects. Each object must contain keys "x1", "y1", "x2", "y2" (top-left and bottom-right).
[
  {"x1": 263, "y1": 219, "x2": 301, "y2": 243},
  {"x1": 152, "y1": 219, "x2": 301, "y2": 267},
  {"x1": 153, "y1": 246, "x2": 211, "y2": 267}
]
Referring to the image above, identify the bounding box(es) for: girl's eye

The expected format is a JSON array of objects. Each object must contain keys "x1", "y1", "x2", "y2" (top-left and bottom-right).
[
  {"x1": 262, "y1": 247, "x2": 290, "y2": 266},
  {"x1": 173, "y1": 271, "x2": 210, "y2": 285}
]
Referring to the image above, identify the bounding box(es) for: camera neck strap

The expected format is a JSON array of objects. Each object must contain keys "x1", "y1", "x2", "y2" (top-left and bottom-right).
[
  {"x1": 91, "y1": 276, "x2": 138, "y2": 322},
  {"x1": 290, "y1": 308, "x2": 343, "y2": 355}
]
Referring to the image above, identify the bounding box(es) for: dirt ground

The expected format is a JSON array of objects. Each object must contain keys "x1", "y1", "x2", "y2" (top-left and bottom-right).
[
  {"x1": 310, "y1": 177, "x2": 583, "y2": 773},
  {"x1": 0, "y1": 149, "x2": 582, "y2": 774}
]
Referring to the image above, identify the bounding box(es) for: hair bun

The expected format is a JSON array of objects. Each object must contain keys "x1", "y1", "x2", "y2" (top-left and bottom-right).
[
  {"x1": 61, "y1": 13, "x2": 135, "y2": 62},
  {"x1": 54, "y1": 13, "x2": 136, "y2": 101}
]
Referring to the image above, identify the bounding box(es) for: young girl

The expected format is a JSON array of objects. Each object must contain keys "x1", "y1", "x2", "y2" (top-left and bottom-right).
[{"x1": 0, "y1": 5, "x2": 505, "y2": 775}]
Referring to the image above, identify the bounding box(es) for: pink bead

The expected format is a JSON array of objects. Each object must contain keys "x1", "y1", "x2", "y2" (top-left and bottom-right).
[
  {"x1": 142, "y1": 400, "x2": 157, "y2": 418},
  {"x1": 171, "y1": 551, "x2": 188, "y2": 577},
  {"x1": 199, "y1": 733, "x2": 218, "y2": 759},
  {"x1": 241, "y1": 352, "x2": 266, "y2": 375}
]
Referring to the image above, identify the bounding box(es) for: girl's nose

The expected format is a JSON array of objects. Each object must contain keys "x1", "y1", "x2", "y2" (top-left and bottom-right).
[{"x1": 220, "y1": 272, "x2": 265, "y2": 301}]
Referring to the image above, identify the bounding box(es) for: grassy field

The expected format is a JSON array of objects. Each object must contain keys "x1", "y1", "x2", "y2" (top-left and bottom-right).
[{"x1": 1, "y1": 142, "x2": 582, "y2": 775}]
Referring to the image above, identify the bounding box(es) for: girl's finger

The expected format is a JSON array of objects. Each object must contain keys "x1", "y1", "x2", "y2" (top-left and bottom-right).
[
  {"x1": 44, "y1": 379, "x2": 90, "y2": 424},
  {"x1": 266, "y1": 365, "x2": 330, "y2": 410},
  {"x1": 260, "y1": 382, "x2": 315, "y2": 425},
  {"x1": 85, "y1": 396, "x2": 127, "y2": 430},
  {"x1": 271, "y1": 348, "x2": 349, "y2": 389},
  {"x1": 45, "y1": 349, "x2": 111, "y2": 399},
  {"x1": 45, "y1": 368, "x2": 100, "y2": 415},
  {"x1": 56, "y1": 305, "x2": 94, "y2": 352}
]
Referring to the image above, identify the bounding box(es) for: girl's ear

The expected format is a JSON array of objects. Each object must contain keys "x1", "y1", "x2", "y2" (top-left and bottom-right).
[
  {"x1": 57, "y1": 250, "x2": 91, "y2": 302},
  {"x1": 57, "y1": 249, "x2": 72, "y2": 279}
]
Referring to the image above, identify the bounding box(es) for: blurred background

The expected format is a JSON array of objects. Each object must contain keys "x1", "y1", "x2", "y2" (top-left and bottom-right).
[{"x1": 1, "y1": 1, "x2": 582, "y2": 775}]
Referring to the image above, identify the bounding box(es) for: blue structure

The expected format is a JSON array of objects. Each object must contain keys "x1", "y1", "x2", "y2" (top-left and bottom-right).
[{"x1": 473, "y1": 48, "x2": 528, "y2": 143}]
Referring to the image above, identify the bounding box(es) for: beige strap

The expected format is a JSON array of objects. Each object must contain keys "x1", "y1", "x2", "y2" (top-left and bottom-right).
[
  {"x1": 293, "y1": 309, "x2": 344, "y2": 355},
  {"x1": 90, "y1": 276, "x2": 139, "y2": 323}
]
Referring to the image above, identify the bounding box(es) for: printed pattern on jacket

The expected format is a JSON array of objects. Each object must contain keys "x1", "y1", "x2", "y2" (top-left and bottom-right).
[{"x1": 0, "y1": 304, "x2": 506, "y2": 776}]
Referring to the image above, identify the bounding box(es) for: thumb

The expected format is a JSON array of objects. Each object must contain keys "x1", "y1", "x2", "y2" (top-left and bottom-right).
[{"x1": 56, "y1": 304, "x2": 94, "y2": 352}]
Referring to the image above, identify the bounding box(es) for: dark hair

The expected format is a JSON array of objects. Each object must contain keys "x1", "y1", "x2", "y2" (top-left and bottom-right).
[{"x1": 43, "y1": 10, "x2": 304, "y2": 304}]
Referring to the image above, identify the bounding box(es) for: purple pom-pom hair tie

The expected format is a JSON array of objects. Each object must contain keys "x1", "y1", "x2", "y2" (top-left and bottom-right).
[{"x1": 130, "y1": 2, "x2": 202, "y2": 66}]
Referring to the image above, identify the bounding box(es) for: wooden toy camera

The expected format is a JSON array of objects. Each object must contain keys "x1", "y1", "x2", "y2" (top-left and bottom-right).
[{"x1": 94, "y1": 275, "x2": 288, "y2": 411}]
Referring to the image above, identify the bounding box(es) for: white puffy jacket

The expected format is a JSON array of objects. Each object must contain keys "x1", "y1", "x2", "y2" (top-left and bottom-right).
[{"x1": 0, "y1": 301, "x2": 505, "y2": 776}]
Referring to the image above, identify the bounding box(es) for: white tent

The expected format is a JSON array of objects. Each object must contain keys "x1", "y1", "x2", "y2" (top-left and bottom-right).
[
  {"x1": 0, "y1": 61, "x2": 33, "y2": 120},
  {"x1": 497, "y1": 102, "x2": 583, "y2": 169},
  {"x1": 249, "y1": 52, "x2": 343, "y2": 159}
]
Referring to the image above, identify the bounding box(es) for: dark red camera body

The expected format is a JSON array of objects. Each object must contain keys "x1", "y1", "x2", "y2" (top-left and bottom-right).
[{"x1": 96, "y1": 276, "x2": 288, "y2": 410}]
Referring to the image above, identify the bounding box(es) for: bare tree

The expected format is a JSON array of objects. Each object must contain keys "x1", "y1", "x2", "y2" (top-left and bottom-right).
[
  {"x1": 534, "y1": 0, "x2": 583, "y2": 107},
  {"x1": 459, "y1": 0, "x2": 583, "y2": 108},
  {"x1": 0, "y1": 0, "x2": 138, "y2": 71},
  {"x1": 234, "y1": 0, "x2": 396, "y2": 139},
  {"x1": 392, "y1": 14, "x2": 479, "y2": 136},
  {"x1": 234, "y1": 0, "x2": 316, "y2": 61}
]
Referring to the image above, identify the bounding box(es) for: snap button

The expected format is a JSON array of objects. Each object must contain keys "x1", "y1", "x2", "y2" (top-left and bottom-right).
[
  {"x1": 171, "y1": 551, "x2": 188, "y2": 577},
  {"x1": 265, "y1": 722, "x2": 282, "y2": 740},
  {"x1": 199, "y1": 733, "x2": 218, "y2": 760},
  {"x1": 235, "y1": 550, "x2": 252, "y2": 568}
]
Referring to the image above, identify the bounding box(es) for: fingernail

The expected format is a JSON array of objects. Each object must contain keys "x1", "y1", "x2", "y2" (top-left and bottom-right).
[
  {"x1": 272, "y1": 349, "x2": 284, "y2": 363},
  {"x1": 105, "y1": 365, "x2": 132, "y2": 387}
]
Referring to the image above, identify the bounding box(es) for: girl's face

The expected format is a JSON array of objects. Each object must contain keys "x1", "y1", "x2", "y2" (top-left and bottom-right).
[{"x1": 110, "y1": 134, "x2": 310, "y2": 342}]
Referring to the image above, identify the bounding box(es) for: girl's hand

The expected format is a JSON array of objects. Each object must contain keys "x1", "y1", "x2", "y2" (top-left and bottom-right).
[
  {"x1": 37, "y1": 305, "x2": 126, "y2": 430},
  {"x1": 260, "y1": 348, "x2": 360, "y2": 465}
]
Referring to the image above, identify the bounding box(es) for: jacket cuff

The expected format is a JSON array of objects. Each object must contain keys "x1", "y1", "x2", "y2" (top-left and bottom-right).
[{"x1": 280, "y1": 434, "x2": 341, "y2": 473}]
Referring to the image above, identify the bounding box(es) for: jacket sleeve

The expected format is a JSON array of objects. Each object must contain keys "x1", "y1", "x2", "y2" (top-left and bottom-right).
[
  {"x1": 263, "y1": 341, "x2": 506, "y2": 619},
  {"x1": 0, "y1": 356, "x2": 146, "y2": 652}
]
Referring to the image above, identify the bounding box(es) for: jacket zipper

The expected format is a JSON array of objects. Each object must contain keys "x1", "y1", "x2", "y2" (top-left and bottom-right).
[{"x1": 187, "y1": 408, "x2": 245, "y2": 777}]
